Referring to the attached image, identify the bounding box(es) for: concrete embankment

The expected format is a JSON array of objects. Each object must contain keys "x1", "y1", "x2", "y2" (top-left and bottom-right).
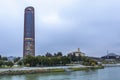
[
  {"x1": 102, "y1": 64, "x2": 120, "y2": 67},
  {"x1": 0, "y1": 65, "x2": 104, "y2": 75}
]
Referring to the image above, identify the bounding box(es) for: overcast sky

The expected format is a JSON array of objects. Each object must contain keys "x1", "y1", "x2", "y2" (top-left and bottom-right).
[{"x1": 0, "y1": 0, "x2": 120, "y2": 57}]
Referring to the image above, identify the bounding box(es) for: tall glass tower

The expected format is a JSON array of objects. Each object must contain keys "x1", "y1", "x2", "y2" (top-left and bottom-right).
[{"x1": 23, "y1": 6, "x2": 35, "y2": 57}]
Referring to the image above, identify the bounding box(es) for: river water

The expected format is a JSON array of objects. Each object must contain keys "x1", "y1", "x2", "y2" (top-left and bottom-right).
[{"x1": 0, "y1": 67, "x2": 120, "y2": 80}]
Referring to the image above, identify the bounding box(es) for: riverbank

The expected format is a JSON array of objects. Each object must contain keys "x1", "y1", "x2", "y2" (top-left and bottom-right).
[
  {"x1": 102, "y1": 63, "x2": 120, "y2": 67},
  {"x1": 1, "y1": 67, "x2": 120, "y2": 80},
  {"x1": 0, "y1": 65, "x2": 104, "y2": 75}
]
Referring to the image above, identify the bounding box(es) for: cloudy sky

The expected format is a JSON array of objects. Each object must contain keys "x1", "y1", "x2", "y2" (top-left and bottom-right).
[{"x1": 0, "y1": 0, "x2": 120, "y2": 57}]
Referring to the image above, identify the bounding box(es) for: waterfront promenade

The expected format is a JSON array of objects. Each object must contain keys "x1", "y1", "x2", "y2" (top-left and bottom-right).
[
  {"x1": 0, "y1": 65, "x2": 103, "y2": 75},
  {"x1": 0, "y1": 64, "x2": 84, "y2": 72},
  {"x1": 102, "y1": 64, "x2": 120, "y2": 67}
]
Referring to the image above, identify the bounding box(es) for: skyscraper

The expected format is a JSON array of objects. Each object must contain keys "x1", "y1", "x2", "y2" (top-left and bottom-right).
[{"x1": 23, "y1": 6, "x2": 35, "y2": 57}]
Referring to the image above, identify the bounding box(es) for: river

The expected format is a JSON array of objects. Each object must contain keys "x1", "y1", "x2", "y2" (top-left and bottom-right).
[{"x1": 0, "y1": 67, "x2": 120, "y2": 80}]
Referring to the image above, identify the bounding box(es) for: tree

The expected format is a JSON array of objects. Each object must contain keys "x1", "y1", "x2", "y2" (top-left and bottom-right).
[
  {"x1": 1, "y1": 57, "x2": 7, "y2": 61},
  {"x1": 61, "y1": 56, "x2": 70, "y2": 65},
  {"x1": 23, "y1": 55, "x2": 72, "y2": 67},
  {"x1": 54, "y1": 53, "x2": 57, "y2": 56},
  {"x1": 0, "y1": 60, "x2": 3, "y2": 67},
  {"x1": 17, "y1": 61, "x2": 23, "y2": 66},
  {"x1": 45, "y1": 52, "x2": 52, "y2": 57},
  {"x1": 0, "y1": 55, "x2": 1, "y2": 60},
  {"x1": 56, "y1": 52, "x2": 63, "y2": 56},
  {"x1": 5, "y1": 61, "x2": 14, "y2": 67},
  {"x1": 14, "y1": 57, "x2": 21, "y2": 63},
  {"x1": 23, "y1": 55, "x2": 37, "y2": 67}
]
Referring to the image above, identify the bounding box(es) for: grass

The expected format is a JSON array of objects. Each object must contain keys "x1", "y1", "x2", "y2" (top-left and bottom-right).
[
  {"x1": 68, "y1": 67, "x2": 88, "y2": 71},
  {"x1": 69, "y1": 66, "x2": 104, "y2": 71},
  {"x1": 49, "y1": 69, "x2": 65, "y2": 72}
]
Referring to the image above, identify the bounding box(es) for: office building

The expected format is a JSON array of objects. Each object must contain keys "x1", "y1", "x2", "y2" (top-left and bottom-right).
[{"x1": 23, "y1": 6, "x2": 35, "y2": 57}]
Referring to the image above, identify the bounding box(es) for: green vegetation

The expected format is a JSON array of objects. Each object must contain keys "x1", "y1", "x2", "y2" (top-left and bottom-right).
[
  {"x1": 22, "y1": 52, "x2": 98, "y2": 67},
  {"x1": 23, "y1": 55, "x2": 71, "y2": 67},
  {"x1": 0, "y1": 61, "x2": 14, "y2": 68},
  {"x1": 49, "y1": 69, "x2": 65, "y2": 72},
  {"x1": 68, "y1": 54, "x2": 98, "y2": 66},
  {"x1": 69, "y1": 67, "x2": 88, "y2": 71},
  {"x1": 14, "y1": 57, "x2": 20, "y2": 63},
  {"x1": 69, "y1": 66, "x2": 104, "y2": 71},
  {"x1": 0, "y1": 52, "x2": 99, "y2": 68},
  {"x1": 0, "y1": 55, "x2": 13, "y2": 68},
  {"x1": 81, "y1": 56, "x2": 98, "y2": 66}
]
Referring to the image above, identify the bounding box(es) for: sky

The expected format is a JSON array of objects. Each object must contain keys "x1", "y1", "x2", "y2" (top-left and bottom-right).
[{"x1": 0, "y1": 0, "x2": 120, "y2": 57}]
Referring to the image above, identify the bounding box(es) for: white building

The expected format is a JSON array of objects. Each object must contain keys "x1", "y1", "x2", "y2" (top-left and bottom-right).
[{"x1": 68, "y1": 48, "x2": 85, "y2": 57}]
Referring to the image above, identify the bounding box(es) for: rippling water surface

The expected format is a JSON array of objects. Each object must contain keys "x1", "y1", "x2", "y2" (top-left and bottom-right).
[{"x1": 0, "y1": 67, "x2": 120, "y2": 80}]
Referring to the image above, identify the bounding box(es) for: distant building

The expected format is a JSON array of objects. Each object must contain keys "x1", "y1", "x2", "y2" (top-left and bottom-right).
[
  {"x1": 7, "y1": 56, "x2": 15, "y2": 62},
  {"x1": 101, "y1": 53, "x2": 120, "y2": 59},
  {"x1": 23, "y1": 6, "x2": 35, "y2": 57},
  {"x1": 68, "y1": 48, "x2": 85, "y2": 57}
]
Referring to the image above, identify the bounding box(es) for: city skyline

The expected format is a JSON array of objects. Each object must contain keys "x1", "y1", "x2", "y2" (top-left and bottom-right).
[{"x1": 0, "y1": 0, "x2": 120, "y2": 57}]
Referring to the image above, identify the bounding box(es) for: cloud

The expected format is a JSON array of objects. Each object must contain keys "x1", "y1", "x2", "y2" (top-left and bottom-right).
[
  {"x1": 0, "y1": 0, "x2": 120, "y2": 57},
  {"x1": 40, "y1": 12, "x2": 61, "y2": 25}
]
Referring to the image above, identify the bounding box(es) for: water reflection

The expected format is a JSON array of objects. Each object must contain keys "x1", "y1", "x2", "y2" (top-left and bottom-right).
[
  {"x1": 0, "y1": 75, "x2": 25, "y2": 80},
  {"x1": 0, "y1": 70, "x2": 99, "y2": 80}
]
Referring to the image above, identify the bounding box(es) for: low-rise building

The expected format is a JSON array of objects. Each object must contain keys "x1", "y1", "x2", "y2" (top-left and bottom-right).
[
  {"x1": 101, "y1": 53, "x2": 120, "y2": 59},
  {"x1": 7, "y1": 56, "x2": 15, "y2": 62},
  {"x1": 68, "y1": 48, "x2": 85, "y2": 57}
]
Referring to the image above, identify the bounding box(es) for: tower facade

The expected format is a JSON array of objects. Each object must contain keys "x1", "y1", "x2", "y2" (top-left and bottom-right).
[{"x1": 23, "y1": 6, "x2": 35, "y2": 57}]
